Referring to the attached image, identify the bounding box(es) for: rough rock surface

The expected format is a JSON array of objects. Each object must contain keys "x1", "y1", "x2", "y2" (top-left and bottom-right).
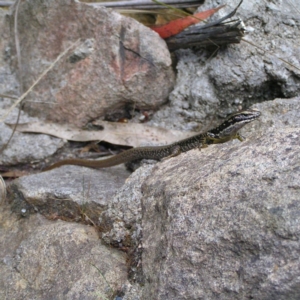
[
  {"x1": 8, "y1": 0, "x2": 175, "y2": 127},
  {"x1": 0, "y1": 8, "x2": 63, "y2": 166},
  {"x1": 141, "y1": 98, "x2": 300, "y2": 299},
  {"x1": 3, "y1": 97, "x2": 299, "y2": 299},
  {"x1": 8, "y1": 164, "x2": 130, "y2": 225},
  {"x1": 1, "y1": 0, "x2": 300, "y2": 298},
  {"x1": 149, "y1": 0, "x2": 300, "y2": 131},
  {"x1": 0, "y1": 204, "x2": 127, "y2": 300},
  {"x1": 0, "y1": 123, "x2": 62, "y2": 165},
  {"x1": 0, "y1": 109, "x2": 63, "y2": 165},
  {"x1": 0, "y1": 9, "x2": 19, "y2": 98},
  {"x1": 97, "y1": 97, "x2": 300, "y2": 245},
  {"x1": 100, "y1": 164, "x2": 154, "y2": 247}
]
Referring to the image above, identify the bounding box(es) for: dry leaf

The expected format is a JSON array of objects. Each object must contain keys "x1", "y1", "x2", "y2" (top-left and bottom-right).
[
  {"x1": 150, "y1": 5, "x2": 225, "y2": 38},
  {"x1": 0, "y1": 170, "x2": 28, "y2": 178},
  {"x1": 8, "y1": 121, "x2": 197, "y2": 148}
]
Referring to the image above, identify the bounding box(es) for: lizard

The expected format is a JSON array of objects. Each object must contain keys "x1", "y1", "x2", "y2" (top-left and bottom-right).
[{"x1": 44, "y1": 109, "x2": 260, "y2": 171}]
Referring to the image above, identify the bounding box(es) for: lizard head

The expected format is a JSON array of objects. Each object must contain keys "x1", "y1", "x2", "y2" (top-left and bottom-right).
[{"x1": 207, "y1": 109, "x2": 261, "y2": 143}]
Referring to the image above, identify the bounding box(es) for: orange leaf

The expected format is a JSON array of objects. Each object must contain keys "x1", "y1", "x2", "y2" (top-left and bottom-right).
[{"x1": 150, "y1": 5, "x2": 225, "y2": 39}]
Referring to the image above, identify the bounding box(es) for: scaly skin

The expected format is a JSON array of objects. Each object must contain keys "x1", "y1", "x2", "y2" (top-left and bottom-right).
[{"x1": 44, "y1": 109, "x2": 260, "y2": 171}]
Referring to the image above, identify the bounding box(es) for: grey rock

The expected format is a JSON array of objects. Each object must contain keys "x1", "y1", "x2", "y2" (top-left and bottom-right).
[
  {"x1": 141, "y1": 98, "x2": 300, "y2": 299},
  {"x1": 207, "y1": 0, "x2": 300, "y2": 101},
  {"x1": 2, "y1": 0, "x2": 300, "y2": 297},
  {"x1": 100, "y1": 164, "x2": 154, "y2": 246},
  {"x1": 100, "y1": 96, "x2": 300, "y2": 247},
  {"x1": 0, "y1": 8, "x2": 63, "y2": 166},
  {"x1": 0, "y1": 204, "x2": 127, "y2": 300},
  {"x1": 0, "y1": 9, "x2": 19, "y2": 98},
  {"x1": 3, "y1": 97, "x2": 300, "y2": 299},
  {"x1": 122, "y1": 282, "x2": 143, "y2": 300},
  {"x1": 149, "y1": 0, "x2": 300, "y2": 131},
  {"x1": 8, "y1": 164, "x2": 130, "y2": 226},
  {"x1": 7, "y1": 0, "x2": 175, "y2": 127},
  {"x1": 0, "y1": 111, "x2": 63, "y2": 165},
  {"x1": 254, "y1": 97, "x2": 300, "y2": 128}
]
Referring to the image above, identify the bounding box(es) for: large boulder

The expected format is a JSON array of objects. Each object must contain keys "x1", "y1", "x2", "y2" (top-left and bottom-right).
[{"x1": 8, "y1": 0, "x2": 175, "y2": 127}]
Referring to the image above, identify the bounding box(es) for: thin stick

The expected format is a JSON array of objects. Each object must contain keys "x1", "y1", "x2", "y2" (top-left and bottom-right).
[
  {"x1": 0, "y1": 106, "x2": 22, "y2": 153},
  {"x1": 152, "y1": 0, "x2": 196, "y2": 17},
  {"x1": 286, "y1": 0, "x2": 300, "y2": 15},
  {"x1": 0, "y1": 94, "x2": 18, "y2": 99},
  {"x1": 87, "y1": 0, "x2": 201, "y2": 9},
  {"x1": 152, "y1": 0, "x2": 222, "y2": 23},
  {"x1": 117, "y1": 9, "x2": 186, "y2": 19},
  {"x1": 0, "y1": 0, "x2": 23, "y2": 154},
  {"x1": 14, "y1": 0, "x2": 23, "y2": 93},
  {"x1": 0, "y1": 39, "x2": 81, "y2": 123}
]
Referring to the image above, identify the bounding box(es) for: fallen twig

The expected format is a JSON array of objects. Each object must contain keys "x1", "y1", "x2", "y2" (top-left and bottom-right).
[
  {"x1": 0, "y1": 175, "x2": 6, "y2": 204},
  {"x1": 0, "y1": 93, "x2": 18, "y2": 99},
  {"x1": 165, "y1": 0, "x2": 244, "y2": 50},
  {"x1": 85, "y1": 0, "x2": 204, "y2": 9},
  {"x1": 166, "y1": 19, "x2": 245, "y2": 50}
]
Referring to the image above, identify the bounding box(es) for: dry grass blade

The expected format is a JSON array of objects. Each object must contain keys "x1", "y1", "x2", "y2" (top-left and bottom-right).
[
  {"x1": 0, "y1": 176, "x2": 6, "y2": 204},
  {"x1": 286, "y1": 0, "x2": 300, "y2": 15},
  {"x1": 87, "y1": 0, "x2": 202, "y2": 9},
  {"x1": 0, "y1": 0, "x2": 24, "y2": 154},
  {"x1": 117, "y1": 9, "x2": 186, "y2": 19},
  {"x1": 14, "y1": 0, "x2": 23, "y2": 92},
  {"x1": 0, "y1": 93, "x2": 18, "y2": 99},
  {"x1": 0, "y1": 39, "x2": 81, "y2": 124},
  {"x1": 1, "y1": 1, "x2": 80, "y2": 154},
  {"x1": 152, "y1": 0, "x2": 198, "y2": 17},
  {"x1": 242, "y1": 38, "x2": 300, "y2": 72}
]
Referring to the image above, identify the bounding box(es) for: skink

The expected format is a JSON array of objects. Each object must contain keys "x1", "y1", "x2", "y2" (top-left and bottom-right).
[{"x1": 45, "y1": 109, "x2": 260, "y2": 171}]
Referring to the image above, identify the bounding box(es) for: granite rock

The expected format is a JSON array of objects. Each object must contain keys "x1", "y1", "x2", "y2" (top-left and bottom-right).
[
  {"x1": 141, "y1": 97, "x2": 300, "y2": 299},
  {"x1": 8, "y1": 0, "x2": 175, "y2": 127},
  {"x1": 149, "y1": 0, "x2": 300, "y2": 131},
  {"x1": 0, "y1": 204, "x2": 127, "y2": 300},
  {"x1": 3, "y1": 97, "x2": 300, "y2": 299}
]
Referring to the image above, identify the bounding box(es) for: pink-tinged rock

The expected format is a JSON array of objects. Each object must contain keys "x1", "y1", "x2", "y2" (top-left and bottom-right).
[{"x1": 10, "y1": 0, "x2": 175, "y2": 127}]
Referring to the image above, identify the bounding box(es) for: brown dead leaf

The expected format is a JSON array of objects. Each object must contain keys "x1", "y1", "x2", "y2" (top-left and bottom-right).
[
  {"x1": 0, "y1": 170, "x2": 29, "y2": 178},
  {"x1": 8, "y1": 121, "x2": 197, "y2": 148}
]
